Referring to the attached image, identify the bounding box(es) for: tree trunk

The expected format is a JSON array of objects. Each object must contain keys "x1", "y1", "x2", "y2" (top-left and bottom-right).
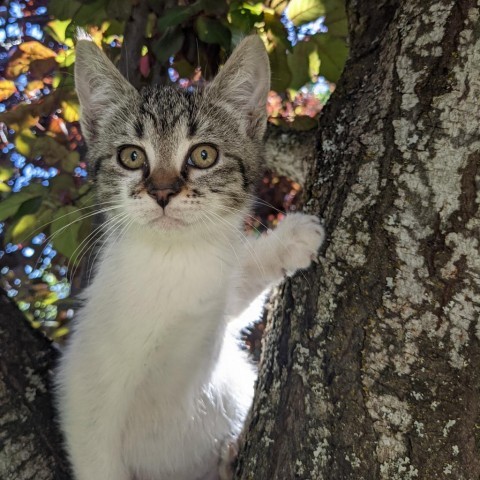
[
  {"x1": 236, "y1": 0, "x2": 480, "y2": 479},
  {"x1": 0, "y1": 291, "x2": 71, "y2": 479}
]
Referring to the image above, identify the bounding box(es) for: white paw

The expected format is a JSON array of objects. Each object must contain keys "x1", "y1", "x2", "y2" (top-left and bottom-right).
[{"x1": 271, "y1": 213, "x2": 325, "y2": 275}]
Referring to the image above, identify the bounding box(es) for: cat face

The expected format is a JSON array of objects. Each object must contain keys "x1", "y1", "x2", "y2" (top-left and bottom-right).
[{"x1": 74, "y1": 36, "x2": 270, "y2": 234}]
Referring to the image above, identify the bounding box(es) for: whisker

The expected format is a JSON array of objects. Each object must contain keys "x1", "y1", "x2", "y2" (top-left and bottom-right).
[
  {"x1": 17, "y1": 197, "x2": 119, "y2": 245},
  {"x1": 33, "y1": 205, "x2": 121, "y2": 271},
  {"x1": 203, "y1": 208, "x2": 267, "y2": 280},
  {"x1": 68, "y1": 210, "x2": 126, "y2": 282},
  {"x1": 85, "y1": 213, "x2": 131, "y2": 284},
  {"x1": 201, "y1": 211, "x2": 240, "y2": 268}
]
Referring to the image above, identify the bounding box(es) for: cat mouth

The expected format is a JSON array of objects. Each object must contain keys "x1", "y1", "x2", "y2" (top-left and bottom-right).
[{"x1": 149, "y1": 213, "x2": 187, "y2": 230}]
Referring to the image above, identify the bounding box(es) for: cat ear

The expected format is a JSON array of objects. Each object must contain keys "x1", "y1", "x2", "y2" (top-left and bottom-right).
[
  {"x1": 74, "y1": 32, "x2": 137, "y2": 142},
  {"x1": 207, "y1": 36, "x2": 270, "y2": 139}
]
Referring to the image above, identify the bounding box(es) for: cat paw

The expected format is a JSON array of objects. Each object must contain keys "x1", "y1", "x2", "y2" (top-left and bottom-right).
[{"x1": 272, "y1": 213, "x2": 325, "y2": 275}]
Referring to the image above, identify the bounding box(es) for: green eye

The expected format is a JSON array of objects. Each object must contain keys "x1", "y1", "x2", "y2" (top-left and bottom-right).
[
  {"x1": 188, "y1": 144, "x2": 218, "y2": 169},
  {"x1": 118, "y1": 146, "x2": 146, "y2": 170}
]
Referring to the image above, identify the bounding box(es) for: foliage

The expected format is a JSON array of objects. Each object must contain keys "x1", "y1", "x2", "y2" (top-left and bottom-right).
[{"x1": 0, "y1": 0, "x2": 348, "y2": 334}]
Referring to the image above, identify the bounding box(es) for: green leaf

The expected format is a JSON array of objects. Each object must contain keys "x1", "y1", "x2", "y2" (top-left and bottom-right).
[
  {"x1": 51, "y1": 206, "x2": 83, "y2": 260},
  {"x1": 56, "y1": 49, "x2": 76, "y2": 68},
  {"x1": 287, "y1": 40, "x2": 319, "y2": 90},
  {"x1": 287, "y1": 0, "x2": 346, "y2": 29},
  {"x1": 44, "y1": 19, "x2": 72, "y2": 44},
  {"x1": 15, "y1": 196, "x2": 42, "y2": 218},
  {"x1": 0, "y1": 167, "x2": 14, "y2": 182},
  {"x1": 50, "y1": 174, "x2": 75, "y2": 194},
  {"x1": 15, "y1": 129, "x2": 36, "y2": 157},
  {"x1": 61, "y1": 151, "x2": 81, "y2": 173},
  {"x1": 172, "y1": 57, "x2": 195, "y2": 78},
  {"x1": 195, "y1": 17, "x2": 231, "y2": 49},
  {"x1": 11, "y1": 214, "x2": 38, "y2": 244},
  {"x1": 286, "y1": 0, "x2": 327, "y2": 26},
  {"x1": 15, "y1": 130, "x2": 71, "y2": 164},
  {"x1": 61, "y1": 99, "x2": 80, "y2": 122},
  {"x1": 264, "y1": 11, "x2": 289, "y2": 46},
  {"x1": 268, "y1": 38, "x2": 292, "y2": 92},
  {"x1": 152, "y1": 28, "x2": 185, "y2": 63},
  {"x1": 104, "y1": 19, "x2": 125, "y2": 37},
  {"x1": 48, "y1": 0, "x2": 83, "y2": 20},
  {"x1": 0, "y1": 188, "x2": 43, "y2": 221},
  {"x1": 313, "y1": 32, "x2": 348, "y2": 82},
  {"x1": 229, "y1": 1, "x2": 264, "y2": 34},
  {"x1": 157, "y1": 3, "x2": 203, "y2": 32},
  {"x1": 72, "y1": 0, "x2": 109, "y2": 26}
]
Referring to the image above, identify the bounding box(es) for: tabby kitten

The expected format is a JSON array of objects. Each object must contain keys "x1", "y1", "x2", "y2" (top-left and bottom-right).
[{"x1": 56, "y1": 34, "x2": 324, "y2": 480}]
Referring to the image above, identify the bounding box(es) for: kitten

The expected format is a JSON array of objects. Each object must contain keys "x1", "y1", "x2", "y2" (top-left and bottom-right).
[{"x1": 56, "y1": 34, "x2": 325, "y2": 480}]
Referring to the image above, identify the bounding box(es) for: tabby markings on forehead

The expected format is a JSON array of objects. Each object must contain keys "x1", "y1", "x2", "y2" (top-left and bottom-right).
[{"x1": 133, "y1": 119, "x2": 144, "y2": 139}]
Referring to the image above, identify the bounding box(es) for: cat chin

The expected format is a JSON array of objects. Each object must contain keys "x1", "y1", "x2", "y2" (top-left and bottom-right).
[{"x1": 147, "y1": 214, "x2": 188, "y2": 231}]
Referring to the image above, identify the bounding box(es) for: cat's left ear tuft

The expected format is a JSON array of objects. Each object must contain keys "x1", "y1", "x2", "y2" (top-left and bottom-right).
[{"x1": 208, "y1": 36, "x2": 270, "y2": 139}]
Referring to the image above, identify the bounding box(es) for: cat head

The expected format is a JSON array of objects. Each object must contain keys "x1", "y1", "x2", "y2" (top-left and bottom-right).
[{"x1": 74, "y1": 35, "x2": 270, "y2": 236}]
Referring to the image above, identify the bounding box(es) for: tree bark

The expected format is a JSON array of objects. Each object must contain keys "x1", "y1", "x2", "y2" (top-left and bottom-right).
[
  {"x1": 237, "y1": 0, "x2": 480, "y2": 479},
  {"x1": 0, "y1": 291, "x2": 70, "y2": 479},
  {"x1": 264, "y1": 124, "x2": 315, "y2": 184},
  {"x1": 3, "y1": 0, "x2": 480, "y2": 478}
]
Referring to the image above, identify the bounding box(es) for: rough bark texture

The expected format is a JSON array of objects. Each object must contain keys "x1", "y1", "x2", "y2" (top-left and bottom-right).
[
  {"x1": 3, "y1": 0, "x2": 480, "y2": 478},
  {"x1": 0, "y1": 291, "x2": 70, "y2": 479},
  {"x1": 264, "y1": 124, "x2": 315, "y2": 184},
  {"x1": 236, "y1": 0, "x2": 480, "y2": 479}
]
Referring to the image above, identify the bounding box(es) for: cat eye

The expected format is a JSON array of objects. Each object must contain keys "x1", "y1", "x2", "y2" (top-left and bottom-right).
[
  {"x1": 118, "y1": 145, "x2": 147, "y2": 170},
  {"x1": 187, "y1": 144, "x2": 218, "y2": 169}
]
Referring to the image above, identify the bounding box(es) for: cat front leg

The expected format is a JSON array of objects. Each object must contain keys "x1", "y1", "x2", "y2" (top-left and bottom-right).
[{"x1": 229, "y1": 213, "x2": 325, "y2": 317}]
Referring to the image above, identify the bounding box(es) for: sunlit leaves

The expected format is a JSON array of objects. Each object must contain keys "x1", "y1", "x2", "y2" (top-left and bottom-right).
[
  {"x1": 0, "y1": 168, "x2": 13, "y2": 193},
  {"x1": 44, "y1": 19, "x2": 73, "y2": 44},
  {"x1": 287, "y1": 0, "x2": 328, "y2": 26},
  {"x1": 229, "y1": 1, "x2": 263, "y2": 37},
  {"x1": 60, "y1": 100, "x2": 80, "y2": 123},
  {"x1": 15, "y1": 129, "x2": 70, "y2": 165},
  {"x1": 0, "y1": 80, "x2": 17, "y2": 101},
  {"x1": 5, "y1": 42, "x2": 57, "y2": 79},
  {"x1": 18, "y1": 41, "x2": 57, "y2": 60},
  {"x1": 10, "y1": 214, "x2": 38, "y2": 244},
  {"x1": 0, "y1": 90, "x2": 64, "y2": 131}
]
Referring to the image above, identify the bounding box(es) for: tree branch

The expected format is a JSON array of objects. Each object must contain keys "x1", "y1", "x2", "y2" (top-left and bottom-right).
[
  {"x1": 264, "y1": 123, "x2": 316, "y2": 184},
  {"x1": 118, "y1": 0, "x2": 150, "y2": 89},
  {"x1": 0, "y1": 291, "x2": 71, "y2": 479}
]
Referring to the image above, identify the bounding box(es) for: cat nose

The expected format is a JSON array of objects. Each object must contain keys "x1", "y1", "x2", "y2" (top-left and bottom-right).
[{"x1": 147, "y1": 185, "x2": 180, "y2": 209}]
